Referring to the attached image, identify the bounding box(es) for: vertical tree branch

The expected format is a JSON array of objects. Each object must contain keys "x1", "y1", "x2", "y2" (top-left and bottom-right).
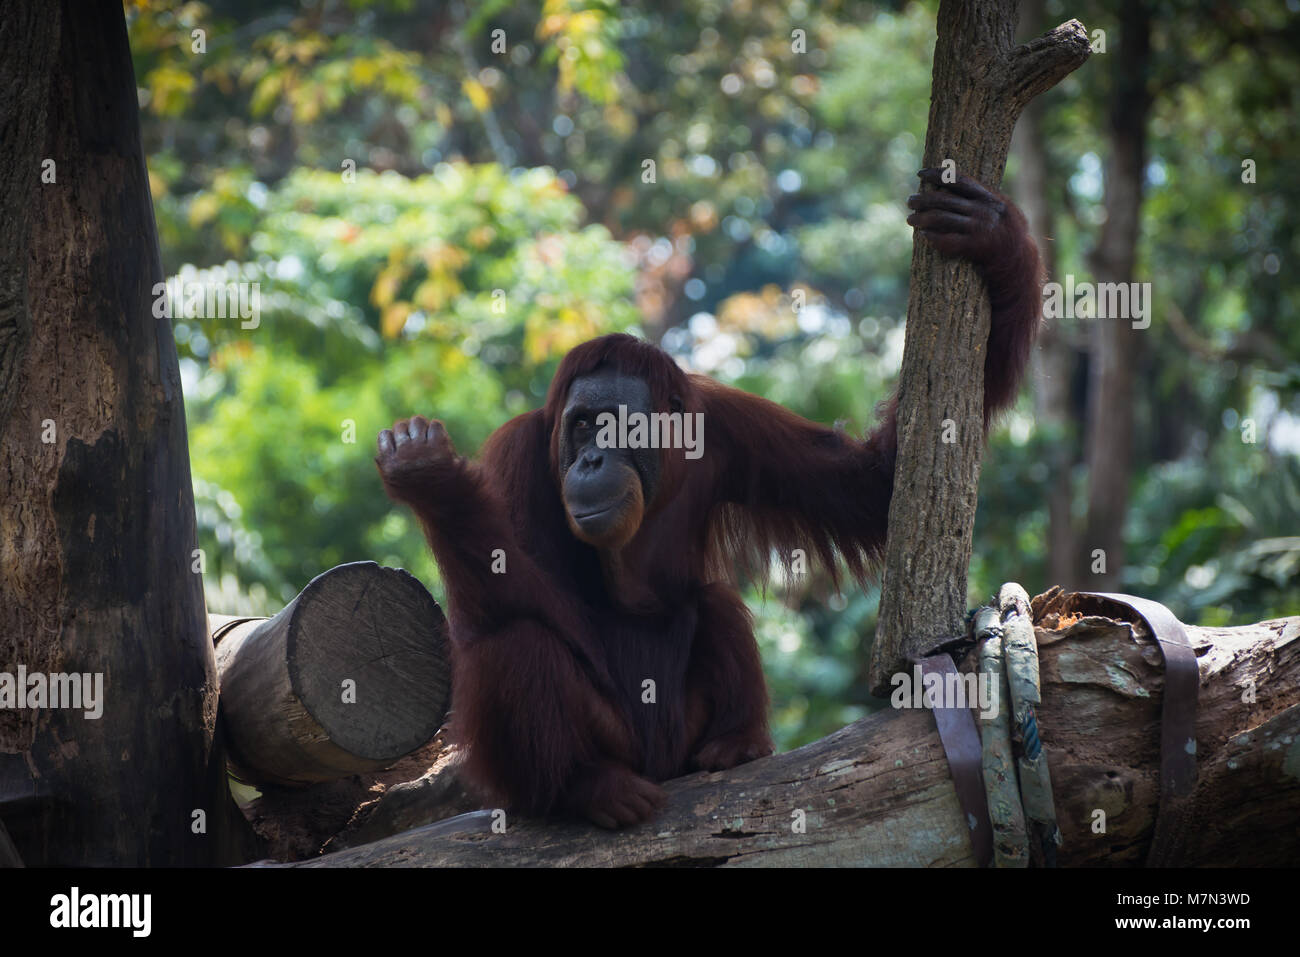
[{"x1": 869, "y1": 3, "x2": 1089, "y2": 693}]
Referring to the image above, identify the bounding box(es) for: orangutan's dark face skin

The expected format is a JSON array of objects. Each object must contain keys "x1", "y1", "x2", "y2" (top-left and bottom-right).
[{"x1": 557, "y1": 369, "x2": 662, "y2": 550}]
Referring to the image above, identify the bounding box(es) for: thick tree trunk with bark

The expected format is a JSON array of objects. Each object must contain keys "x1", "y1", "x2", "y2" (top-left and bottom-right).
[
  {"x1": 1083, "y1": 1, "x2": 1151, "y2": 590},
  {"x1": 870, "y1": 3, "x2": 1090, "y2": 692},
  {"x1": 261, "y1": 603, "x2": 1299, "y2": 867},
  {"x1": 0, "y1": 0, "x2": 249, "y2": 865}
]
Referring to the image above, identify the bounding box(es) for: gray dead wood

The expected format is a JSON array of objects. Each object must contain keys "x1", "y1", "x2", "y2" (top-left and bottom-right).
[{"x1": 213, "y1": 561, "x2": 450, "y2": 787}]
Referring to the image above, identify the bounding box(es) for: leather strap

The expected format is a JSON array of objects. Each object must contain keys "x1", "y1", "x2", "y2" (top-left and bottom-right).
[
  {"x1": 1078, "y1": 592, "x2": 1199, "y2": 867},
  {"x1": 917, "y1": 653, "x2": 994, "y2": 868}
]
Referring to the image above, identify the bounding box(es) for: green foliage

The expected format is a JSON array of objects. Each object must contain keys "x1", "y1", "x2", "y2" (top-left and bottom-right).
[
  {"x1": 535, "y1": 0, "x2": 626, "y2": 103},
  {"x1": 249, "y1": 165, "x2": 638, "y2": 365},
  {"x1": 189, "y1": 346, "x2": 401, "y2": 600},
  {"x1": 750, "y1": 588, "x2": 874, "y2": 749}
]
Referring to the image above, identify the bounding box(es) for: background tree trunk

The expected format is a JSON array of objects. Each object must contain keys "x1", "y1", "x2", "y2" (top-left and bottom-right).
[
  {"x1": 1083, "y1": 1, "x2": 1152, "y2": 590},
  {"x1": 1012, "y1": 0, "x2": 1081, "y2": 591},
  {"x1": 0, "y1": 0, "x2": 250, "y2": 865},
  {"x1": 870, "y1": 2, "x2": 1090, "y2": 692}
]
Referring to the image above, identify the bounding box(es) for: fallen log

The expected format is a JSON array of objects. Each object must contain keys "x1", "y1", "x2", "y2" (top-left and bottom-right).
[
  {"x1": 258, "y1": 598, "x2": 1298, "y2": 866},
  {"x1": 212, "y1": 561, "x2": 450, "y2": 787}
]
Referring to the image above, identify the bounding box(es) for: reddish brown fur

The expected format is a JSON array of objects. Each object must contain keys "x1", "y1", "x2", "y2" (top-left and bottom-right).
[{"x1": 378, "y1": 179, "x2": 1043, "y2": 826}]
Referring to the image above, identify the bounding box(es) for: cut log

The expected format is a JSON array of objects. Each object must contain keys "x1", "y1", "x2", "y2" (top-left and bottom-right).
[
  {"x1": 213, "y1": 561, "x2": 450, "y2": 787},
  {"x1": 257, "y1": 600, "x2": 1298, "y2": 866}
]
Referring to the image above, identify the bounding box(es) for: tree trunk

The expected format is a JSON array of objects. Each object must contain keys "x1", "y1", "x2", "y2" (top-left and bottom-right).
[
  {"x1": 1011, "y1": 0, "x2": 1080, "y2": 591},
  {"x1": 261, "y1": 603, "x2": 1299, "y2": 867},
  {"x1": 1083, "y1": 1, "x2": 1151, "y2": 590},
  {"x1": 0, "y1": 0, "x2": 249, "y2": 865},
  {"x1": 870, "y1": 3, "x2": 1090, "y2": 692},
  {"x1": 213, "y1": 562, "x2": 450, "y2": 788}
]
